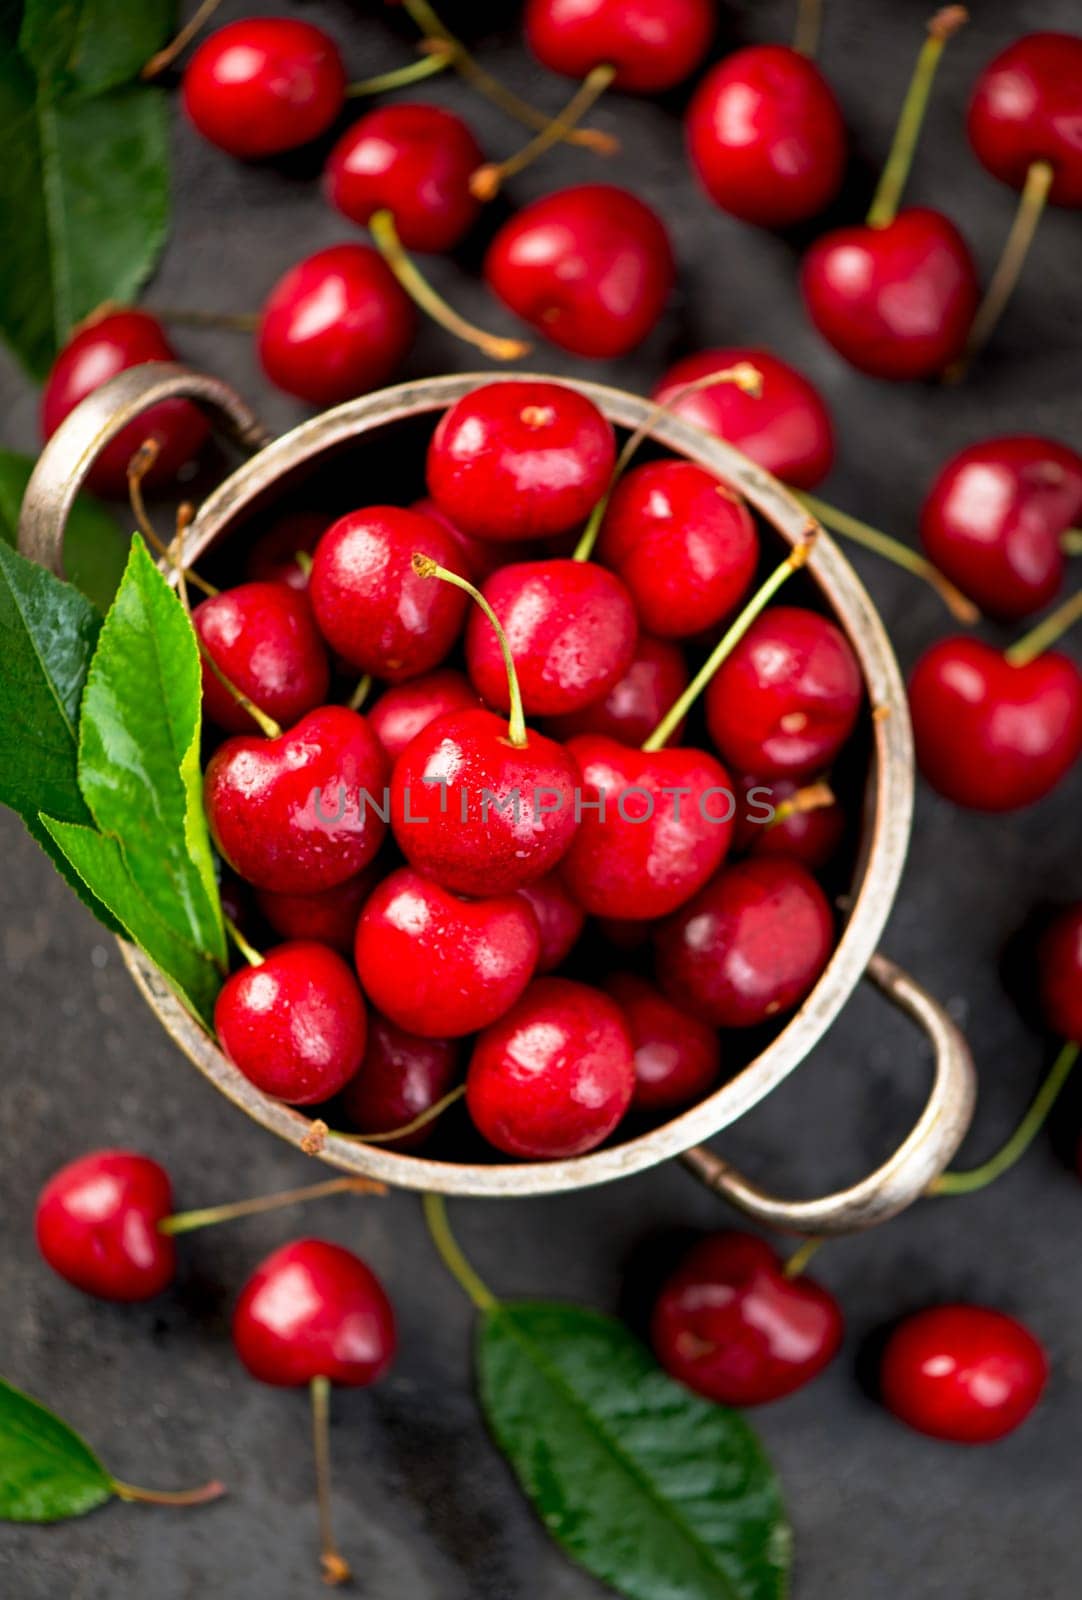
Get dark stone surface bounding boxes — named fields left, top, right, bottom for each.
left=1, top=2, right=1080, bottom=1596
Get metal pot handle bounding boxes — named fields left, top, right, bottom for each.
left=18, top=362, right=272, bottom=576
left=680, top=953, right=976, bottom=1235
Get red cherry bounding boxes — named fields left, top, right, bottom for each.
left=354, top=866, right=540, bottom=1038
left=545, top=634, right=689, bottom=747
left=35, top=1150, right=176, bottom=1302
left=559, top=738, right=735, bottom=919
left=604, top=972, right=720, bottom=1112
left=687, top=46, right=845, bottom=228
left=920, top=436, right=1082, bottom=621
left=652, top=346, right=835, bottom=490
left=254, top=869, right=375, bottom=957
left=1038, top=904, right=1082, bottom=1042
left=368, top=669, right=480, bottom=762
left=466, top=977, right=634, bottom=1158
left=967, top=33, right=1082, bottom=207
left=245, top=512, right=329, bottom=590
left=524, top=0, right=714, bottom=93
left=731, top=773, right=845, bottom=871
left=41, top=310, right=209, bottom=499
left=654, top=857, right=834, bottom=1027
left=705, top=606, right=862, bottom=779
left=257, top=244, right=414, bottom=406
left=205, top=705, right=389, bottom=892
left=309, top=505, right=468, bottom=682
left=485, top=184, right=675, bottom=358
left=325, top=103, right=484, bottom=252
left=341, top=1016, right=460, bottom=1150
left=517, top=874, right=586, bottom=973
left=909, top=637, right=1082, bottom=811
left=389, top=707, right=580, bottom=896
left=182, top=18, right=346, bottom=160
left=426, top=380, right=616, bottom=544
left=192, top=581, right=330, bottom=734
left=233, top=1239, right=395, bottom=1387
left=651, top=1232, right=843, bottom=1405
left=881, top=1305, right=1048, bottom=1443
left=597, top=460, right=759, bottom=638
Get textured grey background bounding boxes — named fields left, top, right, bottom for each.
left=2, top=2, right=1081, bottom=1596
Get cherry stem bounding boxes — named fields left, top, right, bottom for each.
left=345, top=50, right=452, bottom=98
left=295, top=549, right=314, bottom=577
left=130, top=467, right=219, bottom=603
left=1006, top=587, right=1082, bottom=666
left=347, top=674, right=372, bottom=712
left=141, top=0, right=224, bottom=79
left=309, top=1377, right=351, bottom=1587
left=792, top=0, right=823, bottom=57
left=572, top=364, right=763, bottom=564
left=866, top=6, right=968, bottom=229
left=111, top=1476, right=226, bottom=1508
left=766, top=779, right=836, bottom=831
left=224, top=914, right=264, bottom=968
left=795, top=491, right=980, bottom=623
left=412, top=554, right=528, bottom=746
left=469, top=64, right=617, bottom=201
left=931, top=1040, right=1079, bottom=1196
left=422, top=1192, right=498, bottom=1313
left=160, top=1176, right=385, bottom=1236
left=1062, top=529, right=1082, bottom=557
left=642, top=536, right=816, bottom=752
left=338, top=1083, right=467, bottom=1145
left=148, top=306, right=260, bottom=333
left=782, top=1236, right=824, bottom=1277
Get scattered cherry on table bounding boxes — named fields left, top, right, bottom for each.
left=880, top=1304, right=1048, bottom=1443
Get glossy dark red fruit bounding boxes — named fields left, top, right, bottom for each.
left=524, top=0, right=714, bottom=93
left=182, top=18, right=346, bottom=160
left=1038, top=903, right=1082, bottom=1042
left=605, top=973, right=720, bottom=1112
left=687, top=46, right=846, bottom=228
left=368, top=669, right=480, bottom=762
left=967, top=33, right=1082, bottom=207
left=35, top=1150, right=176, bottom=1302
left=426, top=381, right=616, bottom=544
left=652, top=1232, right=843, bottom=1405
left=233, top=1239, right=395, bottom=1387
left=545, top=634, right=689, bottom=747
left=517, top=874, right=586, bottom=973
left=205, top=705, right=389, bottom=893
left=325, top=103, right=484, bottom=252
left=257, top=245, right=414, bottom=406
left=192, top=581, right=330, bottom=733
left=255, top=869, right=375, bottom=957
left=41, top=310, right=209, bottom=499
left=909, top=638, right=1082, bottom=811
left=652, top=347, right=835, bottom=490
left=731, top=773, right=845, bottom=871
left=466, top=977, right=635, bottom=1158
left=245, top=512, right=329, bottom=590
left=341, top=1017, right=460, bottom=1150
left=920, top=436, right=1082, bottom=621
left=654, top=857, right=834, bottom=1027
left=881, top=1305, right=1048, bottom=1443
left=485, top=185, right=675, bottom=358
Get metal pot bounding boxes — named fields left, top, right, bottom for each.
left=20, top=365, right=976, bottom=1233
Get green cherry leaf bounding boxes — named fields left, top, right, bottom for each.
left=0, top=448, right=128, bottom=614
left=0, top=1378, right=114, bottom=1523
left=19, top=0, right=175, bottom=100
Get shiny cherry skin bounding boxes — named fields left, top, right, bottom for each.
left=909, top=638, right=1082, bottom=811
left=215, top=941, right=367, bottom=1105
left=309, top=505, right=468, bottom=682
left=967, top=33, right=1082, bottom=207
left=354, top=866, right=540, bottom=1038
left=801, top=209, right=980, bottom=380
left=706, top=606, right=862, bottom=779
left=258, top=244, right=414, bottom=406
left=651, top=1232, right=844, bottom=1405
left=233, top=1239, right=396, bottom=1388
left=920, top=436, right=1082, bottom=621
left=193, top=581, right=330, bottom=734
left=426, top=381, right=616, bottom=544
left=687, top=46, right=846, bottom=229
left=390, top=707, right=580, bottom=896
left=205, top=705, right=389, bottom=893
left=1038, top=903, right=1082, bottom=1042
left=545, top=634, right=689, bottom=747
left=732, top=773, right=846, bottom=871
left=41, top=310, right=209, bottom=499
left=652, top=347, right=835, bottom=490
left=655, top=857, right=834, bottom=1027
left=524, top=0, right=714, bottom=93
left=466, top=977, right=635, bottom=1159
left=182, top=18, right=346, bottom=160
left=254, top=868, right=376, bottom=957
left=35, top=1150, right=176, bottom=1302
left=881, top=1305, right=1048, bottom=1443
left=604, top=973, right=720, bottom=1112
left=368, top=669, right=480, bottom=762
left=341, top=1016, right=460, bottom=1150
left=325, top=103, right=484, bottom=252
left=560, top=738, right=735, bottom=920
left=485, top=185, right=675, bottom=359
left=517, top=874, right=586, bottom=973
left=597, top=461, right=759, bottom=638
left=466, top=560, right=638, bottom=718
left=245, top=512, right=329, bottom=591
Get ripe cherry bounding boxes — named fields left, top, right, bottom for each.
left=255, top=869, right=375, bottom=957
left=466, top=977, right=635, bottom=1158
left=354, top=866, right=540, bottom=1038
left=524, top=0, right=714, bottom=94
left=732, top=773, right=845, bottom=871
left=485, top=184, right=675, bottom=358
left=651, top=1232, right=844, bottom=1405
left=41, top=309, right=209, bottom=499
left=880, top=1305, right=1048, bottom=1443
left=545, top=634, right=689, bottom=747
left=1038, top=904, right=1082, bottom=1043
left=687, top=46, right=846, bottom=228
left=192, top=581, right=330, bottom=734
left=245, top=512, right=329, bottom=591
left=35, top=1150, right=176, bottom=1301
left=368, top=669, right=480, bottom=762
left=517, top=874, right=586, bottom=973
left=341, top=1017, right=460, bottom=1150
left=655, top=857, right=834, bottom=1028
left=182, top=18, right=346, bottom=160
left=604, top=973, right=720, bottom=1112
left=257, top=244, right=414, bottom=406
